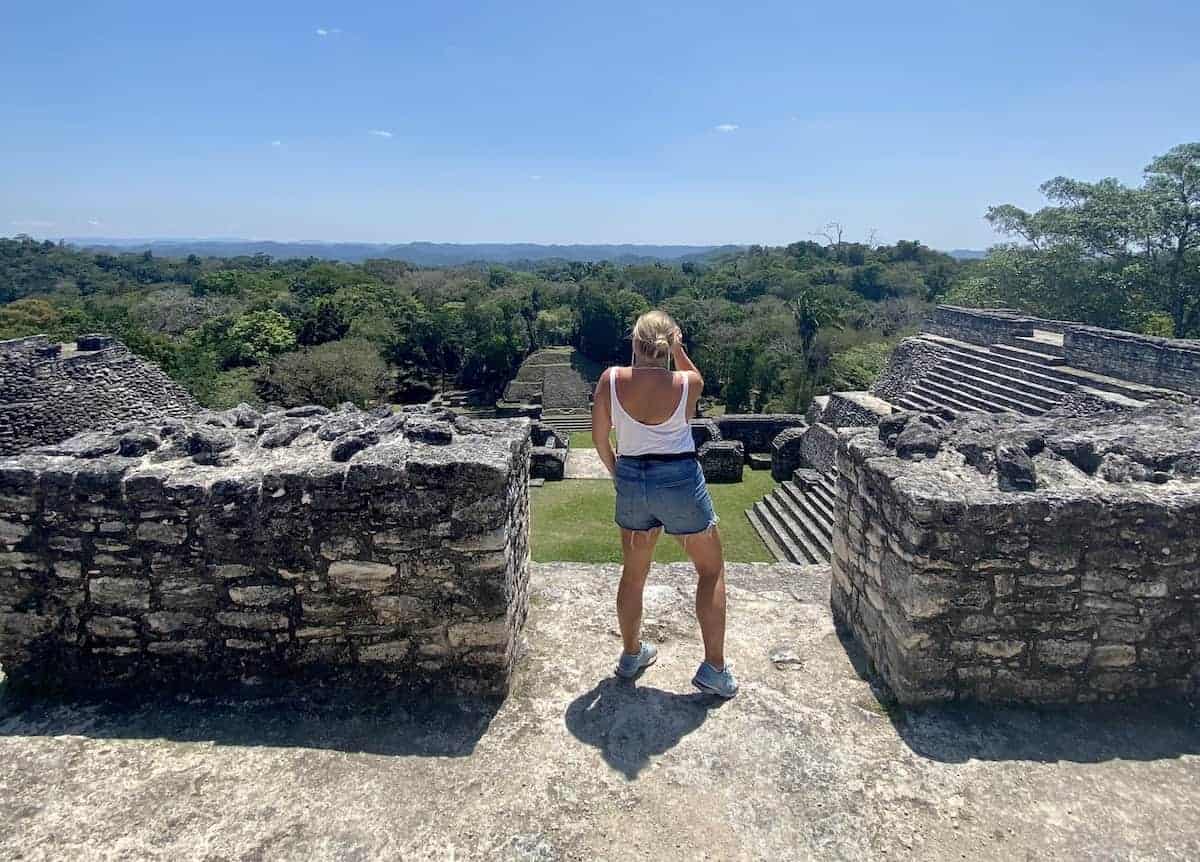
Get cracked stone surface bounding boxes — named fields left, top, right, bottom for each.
left=1, top=561, right=1198, bottom=860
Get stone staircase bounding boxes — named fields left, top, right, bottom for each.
left=897, top=332, right=1160, bottom=416
left=539, top=411, right=593, bottom=434
left=746, top=469, right=836, bottom=564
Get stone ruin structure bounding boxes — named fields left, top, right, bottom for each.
left=831, top=403, right=1200, bottom=705
left=749, top=306, right=1199, bottom=567
left=0, top=334, right=197, bottom=455
left=497, top=346, right=601, bottom=434
left=740, top=304, right=1200, bottom=705
left=529, top=420, right=569, bottom=481
left=2, top=314, right=1194, bottom=710
left=0, top=403, right=531, bottom=697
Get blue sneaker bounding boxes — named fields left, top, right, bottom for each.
left=692, top=661, right=738, bottom=698
left=615, top=642, right=658, bottom=679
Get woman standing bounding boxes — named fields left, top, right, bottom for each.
left=590, top=310, right=737, bottom=698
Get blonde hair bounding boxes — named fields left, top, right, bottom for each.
left=631, top=309, right=678, bottom=363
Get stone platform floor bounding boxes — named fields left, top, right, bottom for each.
left=2, top=562, right=1199, bottom=860
left=563, top=447, right=610, bottom=479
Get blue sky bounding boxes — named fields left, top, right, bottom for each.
left=3, top=0, right=1198, bottom=249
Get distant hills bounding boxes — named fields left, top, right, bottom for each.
left=63, top=239, right=745, bottom=266
left=57, top=238, right=991, bottom=266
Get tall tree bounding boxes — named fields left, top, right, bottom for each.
left=981, top=142, right=1200, bottom=335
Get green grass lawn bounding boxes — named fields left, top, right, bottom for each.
left=530, top=469, right=776, bottom=563
left=568, top=430, right=607, bottom=449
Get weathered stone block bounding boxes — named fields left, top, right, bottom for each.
left=228, top=585, right=294, bottom=607
left=145, top=611, right=203, bottom=635
left=328, top=561, right=396, bottom=594
left=216, top=611, right=290, bottom=632
left=90, top=577, right=151, bottom=612
left=530, top=447, right=566, bottom=481
left=698, top=441, right=744, bottom=483
left=832, top=403, right=1200, bottom=705
left=0, top=408, right=533, bottom=698
left=770, top=426, right=807, bottom=482
left=359, top=640, right=411, bottom=662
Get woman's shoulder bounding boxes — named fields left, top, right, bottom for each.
left=678, top=369, right=703, bottom=388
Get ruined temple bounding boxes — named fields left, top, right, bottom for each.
left=1, top=310, right=1198, bottom=712
left=749, top=306, right=1199, bottom=566
left=745, top=305, right=1200, bottom=705
left=0, top=334, right=197, bottom=455
left=496, top=346, right=602, bottom=433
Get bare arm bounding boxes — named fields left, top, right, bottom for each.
left=591, top=368, right=617, bottom=477
left=670, top=330, right=704, bottom=419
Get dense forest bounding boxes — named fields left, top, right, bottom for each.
left=0, top=235, right=957, bottom=412
left=2, top=143, right=1195, bottom=412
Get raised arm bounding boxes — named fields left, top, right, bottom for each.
left=670, top=328, right=704, bottom=419
left=591, top=368, right=617, bottom=477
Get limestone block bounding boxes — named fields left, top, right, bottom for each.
left=698, top=441, right=744, bottom=483
left=328, top=561, right=396, bottom=594
left=90, top=577, right=150, bottom=612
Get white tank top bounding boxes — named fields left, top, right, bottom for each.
left=609, top=368, right=695, bottom=457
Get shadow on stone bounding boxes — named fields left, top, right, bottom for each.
left=836, top=630, right=1200, bottom=765
left=564, top=676, right=725, bottom=780
left=0, top=679, right=500, bottom=758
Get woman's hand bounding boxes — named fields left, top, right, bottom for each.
left=670, top=325, right=683, bottom=350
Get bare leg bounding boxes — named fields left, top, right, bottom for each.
left=678, top=527, right=727, bottom=669
left=617, top=527, right=661, bottom=655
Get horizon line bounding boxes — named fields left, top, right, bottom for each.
left=12, top=235, right=992, bottom=251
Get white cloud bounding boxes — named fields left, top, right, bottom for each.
left=87, top=218, right=102, bottom=226
left=270, top=140, right=283, bottom=147
left=529, top=174, right=543, bottom=181
left=368, top=129, right=393, bottom=138
left=714, top=123, right=739, bottom=133
left=10, top=219, right=55, bottom=228
left=315, top=27, right=342, bottom=36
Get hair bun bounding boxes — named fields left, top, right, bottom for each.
left=631, top=308, right=680, bottom=362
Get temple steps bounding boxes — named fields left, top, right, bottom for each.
left=919, top=335, right=1078, bottom=392
left=992, top=341, right=1067, bottom=366
left=901, top=333, right=1165, bottom=418
left=540, top=415, right=593, bottom=433
left=912, top=374, right=1036, bottom=417
left=746, top=471, right=837, bottom=565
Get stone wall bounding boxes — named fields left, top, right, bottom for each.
left=713, top=414, right=806, bottom=456
left=770, top=427, right=807, bottom=481
left=830, top=403, right=1200, bottom=705
left=871, top=337, right=951, bottom=404
left=924, top=306, right=1200, bottom=396
left=0, top=405, right=531, bottom=697
left=799, top=423, right=841, bottom=476
left=0, top=335, right=197, bottom=455
left=821, top=392, right=893, bottom=429
left=1065, top=327, right=1200, bottom=396
left=698, top=441, right=744, bottom=483
left=923, top=306, right=1037, bottom=347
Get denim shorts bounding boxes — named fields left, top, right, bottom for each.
left=613, top=456, right=718, bottom=535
